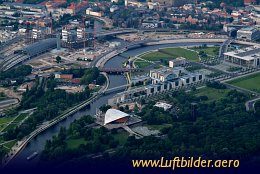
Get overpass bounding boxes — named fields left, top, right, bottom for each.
left=219, top=38, right=234, bottom=60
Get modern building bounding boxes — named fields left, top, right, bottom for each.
left=150, top=67, right=184, bottom=84
left=108, top=68, right=205, bottom=105
left=224, top=46, right=260, bottom=68
left=237, top=27, right=260, bottom=41
left=169, top=57, right=186, bottom=68
left=104, top=109, right=130, bottom=125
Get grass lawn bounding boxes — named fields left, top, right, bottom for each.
left=1, top=113, right=28, bottom=132
left=147, top=124, right=172, bottom=131
left=191, top=46, right=219, bottom=56
left=135, top=61, right=153, bottom=68
left=67, top=138, right=87, bottom=149
left=226, top=73, right=260, bottom=93
left=113, top=132, right=129, bottom=145
left=141, top=51, right=172, bottom=61
left=159, top=48, right=199, bottom=61
left=0, top=117, right=15, bottom=125
left=13, top=113, right=28, bottom=122
left=3, top=140, right=17, bottom=149
left=194, top=87, right=230, bottom=102
left=140, top=47, right=200, bottom=62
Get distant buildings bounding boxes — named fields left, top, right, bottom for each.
left=224, top=46, right=260, bottom=68
left=237, top=27, right=260, bottom=41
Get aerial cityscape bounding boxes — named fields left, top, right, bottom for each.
left=0, top=0, right=259, bottom=173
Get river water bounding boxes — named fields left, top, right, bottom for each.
left=5, top=42, right=221, bottom=170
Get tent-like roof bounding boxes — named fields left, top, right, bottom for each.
left=104, top=109, right=129, bottom=125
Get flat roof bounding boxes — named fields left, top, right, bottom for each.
left=224, top=46, right=260, bottom=61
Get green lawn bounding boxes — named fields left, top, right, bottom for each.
left=13, top=113, right=28, bottom=122
left=134, top=61, right=153, bottom=68
left=226, top=73, right=260, bottom=93
left=0, top=117, right=14, bottom=125
left=141, top=47, right=199, bottom=62
left=67, top=138, right=87, bottom=149
left=195, top=87, right=230, bottom=102
left=141, top=51, right=172, bottom=61
left=191, top=46, right=219, bottom=56
left=1, top=113, right=28, bottom=132
left=160, top=48, right=199, bottom=61
left=3, top=140, right=17, bottom=149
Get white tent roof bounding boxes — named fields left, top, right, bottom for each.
left=104, top=109, right=129, bottom=125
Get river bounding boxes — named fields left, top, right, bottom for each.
left=5, top=42, right=221, bottom=170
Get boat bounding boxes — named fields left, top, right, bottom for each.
left=26, top=152, right=38, bottom=160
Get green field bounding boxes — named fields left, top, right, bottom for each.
left=191, top=46, right=219, bottom=56
left=195, top=87, right=230, bottom=102
left=141, top=47, right=199, bottom=62
left=67, top=138, right=87, bottom=149
left=134, top=61, right=153, bottom=68
left=227, top=73, right=260, bottom=93
left=2, top=140, right=17, bottom=149
left=1, top=113, right=28, bottom=132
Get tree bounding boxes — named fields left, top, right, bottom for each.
left=56, top=56, right=61, bottom=63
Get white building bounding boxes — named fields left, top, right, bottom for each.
left=224, top=46, right=260, bottom=67
left=169, top=57, right=186, bottom=68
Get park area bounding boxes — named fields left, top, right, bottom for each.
left=0, top=113, right=29, bottom=152
left=194, top=87, right=230, bottom=102
left=226, top=73, right=260, bottom=93
left=190, top=46, right=219, bottom=57
left=140, top=47, right=199, bottom=62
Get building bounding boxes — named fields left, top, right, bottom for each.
left=55, top=74, right=73, bottom=79
left=237, top=27, right=260, bottom=41
left=150, top=67, right=184, bottom=84
left=169, top=57, right=186, bottom=68
left=244, top=0, right=257, bottom=5
left=104, top=109, right=130, bottom=125
left=224, top=46, right=260, bottom=68
left=154, top=102, right=172, bottom=111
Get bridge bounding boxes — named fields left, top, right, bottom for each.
left=219, top=38, right=234, bottom=60
left=99, top=67, right=141, bottom=74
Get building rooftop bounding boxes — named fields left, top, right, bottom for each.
left=224, top=46, right=260, bottom=61
left=104, top=109, right=129, bottom=125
